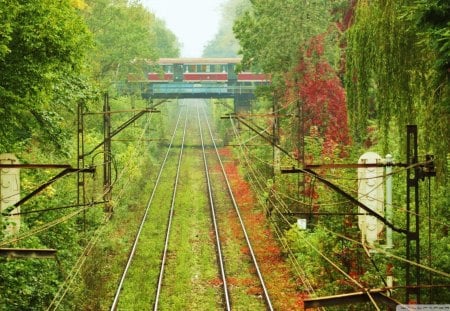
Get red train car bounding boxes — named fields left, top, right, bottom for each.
left=147, top=73, right=173, bottom=82
left=144, top=58, right=269, bottom=83
left=183, top=72, right=228, bottom=82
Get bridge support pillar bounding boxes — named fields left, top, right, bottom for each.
left=234, top=94, right=253, bottom=113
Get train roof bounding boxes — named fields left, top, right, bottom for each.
left=156, top=58, right=242, bottom=65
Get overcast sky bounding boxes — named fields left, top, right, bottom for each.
left=141, top=0, right=226, bottom=57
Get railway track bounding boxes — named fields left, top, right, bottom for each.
left=110, top=107, right=186, bottom=310
left=197, top=104, right=231, bottom=310
left=198, top=103, right=273, bottom=311
left=110, top=100, right=273, bottom=310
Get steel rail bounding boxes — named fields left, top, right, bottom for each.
left=153, top=108, right=188, bottom=310
left=110, top=109, right=184, bottom=311
left=196, top=104, right=231, bottom=310
left=201, top=105, right=274, bottom=311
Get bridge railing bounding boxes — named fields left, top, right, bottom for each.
left=149, top=83, right=260, bottom=95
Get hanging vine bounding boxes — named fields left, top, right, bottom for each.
left=346, top=0, right=449, bottom=177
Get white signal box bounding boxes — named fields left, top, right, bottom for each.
left=358, top=152, right=384, bottom=246
left=0, top=153, right=21, bottom=236
left=297, top=218, right=307, bottom=230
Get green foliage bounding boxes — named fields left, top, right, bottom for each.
left=285, top=226, right=349, bottom=293
left=233, top=0, right=342, bottom=74
left=0, top=0, right=18, bottom=60
left=203, top=0, right=250, bottom=57
left=0, top=0, right=92, bottom=153
left=152, top=18, right=180, bottom=58
left=404, top=0, right=450, bottom=80
left=0, top=0, right=181, bottom=307
left=0, top=236, right=61, bottom=310
left=345, top=0, right=449, bottom=176
left=84, top=0, right=180, bottom=89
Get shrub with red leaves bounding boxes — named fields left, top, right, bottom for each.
left=219, top=147, right=308, bottom=309
left=285, top=34, right=351, bottom=158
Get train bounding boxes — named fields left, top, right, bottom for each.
left=125, top=58, right=269, bottom=99
left=145, top=58, right=269, bottom=84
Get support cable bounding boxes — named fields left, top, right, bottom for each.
left=229, top=115, right=382, bottom=309
left=0, top=207, right=90, bottom=247
left=46, top=211, right=111, bottom=310
left=46, top=108, right=155, bottom=309
left=321, top=227, right=450, bottom=279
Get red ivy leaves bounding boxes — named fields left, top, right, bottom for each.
left=286, top=34, right=351, bottom=158
left=219, top=148, right=307, bottom=309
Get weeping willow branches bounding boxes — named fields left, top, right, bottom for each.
left=346, top=0, right=449, bottom=177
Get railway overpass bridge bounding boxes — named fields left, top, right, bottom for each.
left=126, top=58, right=270, bottom=111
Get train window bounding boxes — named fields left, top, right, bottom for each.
left=163, top=65, right=172, bottom=73
left=184, top=65, right=189, bottom=73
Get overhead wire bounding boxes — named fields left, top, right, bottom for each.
left=228, top=115, right=353, bottom=208
left=48, top=106, right=161, bottom=309
left=225, top=100, right=405, bottom=306
left=230, top=109, right=435, bottom=212
left=228, top=117, right=389, bottom=309
left=0, top=206, right=90, bottom=247
left=309, top=160, right=432, bottom=181
left=231, top=117, right=341, bottom=220
left=228, top=103, right=446, bottom=306
left=109, top=112, right=154, bottom=202
left=0, top=112, right=144, bottom=219
left=321, top=226, right=450, bottom=280
left=46, top=211, right=112, bottom=311
left=230, top=117, right=337, bottom=305
left=6, top=201, right=105, bottom=216
left=262, top=142, right=448, bottom=228
left=1, top=100, right=168, bottom=311
left=332, top=176, right=449, bottom=227
left=230, top=118, right=297, bottom=220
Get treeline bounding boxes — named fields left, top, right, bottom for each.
left=233, top=0, right=449, bottom=164
left=203, top=0, right=250, bottom=58
left=0, top=0, right=179, bottom=154
left=216, top=0, right=448, bottom=306
left=0, top=0, right=179, bottom=309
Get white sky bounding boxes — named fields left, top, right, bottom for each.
left=141, top=0, right=226, bottom=57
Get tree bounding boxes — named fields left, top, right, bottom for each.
left=287, top=35, right=350, bottom=158
left=0, top=0, right=18, bottom=61
left=203, top=0, right=250, bottom=57
left=0, top=0, right=91, bottom=153
left=346, top=0, right=449, bottom=175
left=152, top=18, right=180, bottom=58
left=84, top=0, right=179, bottom=88
left=233, top=0, right=339, bottom=74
